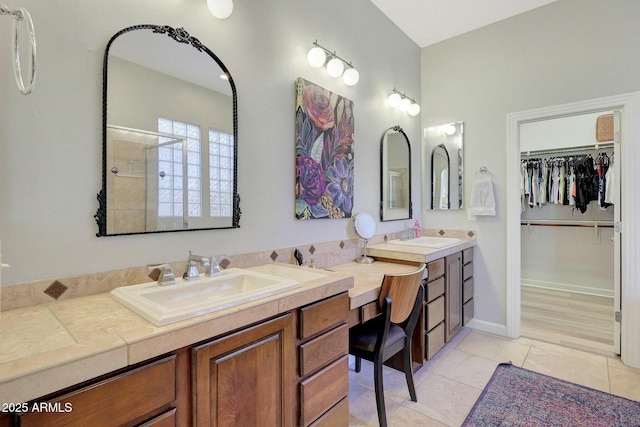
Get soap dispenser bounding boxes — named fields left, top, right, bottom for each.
left=414, top=219, right=421, bottom=238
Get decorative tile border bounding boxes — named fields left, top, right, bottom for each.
left=1, top=229, right=475, bottom=311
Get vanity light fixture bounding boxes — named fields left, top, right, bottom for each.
left=307, top=40, right=359, bottom=86
left=207, top=0, right=233, bottom=19
left=387, top=89, right=420, bottom=117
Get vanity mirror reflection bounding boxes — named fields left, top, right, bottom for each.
left=95, top=25, right=240, bottom=236
left=380, top=126, right=412, bottom=221
left=424, top=122, right=464, bottom=210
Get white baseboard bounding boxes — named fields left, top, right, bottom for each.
left=521, top=279, right=614, bottom=298
left=465, top=318, right=507, bottom=337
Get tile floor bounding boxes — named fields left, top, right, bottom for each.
left=348, top=328, right=640, bottom=426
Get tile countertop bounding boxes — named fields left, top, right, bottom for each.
left=330, top=238, right=477, bottom=310
left=367, top=237, right=476, bottom=264
left=328, top=261, right=423, bottom=310
left=0, top=263, right=353, bottom=404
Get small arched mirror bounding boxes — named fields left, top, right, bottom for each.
left=380, top=126, right=412, bottom=221
left=95, top=25, right=240, bottom=236
left=431, top=145, right=450, bottom=209
left=424, top=122, right=464, bottom=210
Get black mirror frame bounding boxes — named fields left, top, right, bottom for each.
left=379, top=125, right=412, bottom=221
left=95, top=25, right=241, bottom=237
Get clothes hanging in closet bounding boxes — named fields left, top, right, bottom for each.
left=520, top=153, right=613, bottom=214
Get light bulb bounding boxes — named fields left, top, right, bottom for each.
left=408, top=103, right=421, bottom=116
left=444, top=124, right=457, bottom=135
left=387, top=93, right=401, bottom=107
left=207, top=0, right=233, bottom=19
left=326, top=57, right=344, bottom=77
left=307, top=47, right=326, bottom=68
left=399, top=98, right=411, bottom=112
left=342, top=67, right=359, bottom=86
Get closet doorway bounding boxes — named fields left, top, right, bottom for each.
left=519, top=111, right=618, bottom=356
left=506, top=92, right=640, bottom=369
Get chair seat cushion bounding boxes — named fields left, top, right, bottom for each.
left=349, top=316, right=406, bottom=353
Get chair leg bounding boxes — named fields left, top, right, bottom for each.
left=403, top=345, right=417, bottom=402
left=355, top=356, right=361, bottom=373
left=373, top=358, right=387, bottom=427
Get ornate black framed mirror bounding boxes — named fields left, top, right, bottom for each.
left=95, top=25, right=240, bottom=236
left=380, top=125, right=412, bottom=221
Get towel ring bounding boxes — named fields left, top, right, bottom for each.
left=2, top=4, right=36, bottom=95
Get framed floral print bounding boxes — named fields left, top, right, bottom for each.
left=295, top=78, right=354, bottom=219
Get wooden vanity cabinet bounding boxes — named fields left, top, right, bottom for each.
left=424, top=258, right=446, bottom=359
left=3, top=292, right=350, bottom=427
left=16, top=350, right=189, bottom=427
left=462, top=247, right=475, bottom=325
left=445, top=253, right=462, bottom=341
left=296, top=293, right=349, bottom=427
left=192, top=313, right=294, bottom=427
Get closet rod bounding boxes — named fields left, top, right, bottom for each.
left=521, top=220, right=613, bottom=228
left=521, top=143, right=614, bottom=157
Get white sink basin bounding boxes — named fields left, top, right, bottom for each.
left=110, top=268, right=301, bottom=326
left=388, top=236, right=462, bottom=249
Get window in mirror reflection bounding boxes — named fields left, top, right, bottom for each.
left=156, top=117, right=234, bottom=225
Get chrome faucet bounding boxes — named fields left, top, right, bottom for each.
left=183, top=251, right=223, bottom=281
left=148, top=263, right=176, bottom=286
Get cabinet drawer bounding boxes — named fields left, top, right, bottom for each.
left=427, top=258, right=445, bottom=279
left=426, top=322, right=445, bottom=359
left=463, top=261, right=473, bottom=282
left=463, top=247, right=474, bottom=264
left=299, top=324, right=348, bottom=376
left=309, top=397, right=348, bottom=427
left=426, top=276, right=445, bottom=302
left=426, top=295, right=445, bottom=331
left=463, top=277, right=474, bottom=303
left=19, top=355, right=176, bottom=427
left=348, top=307, right=360, bottom=327
left=140, top=408, right=176, bottom=427
left=361, top=300, right=381, bottom=323
left=300, top=356, right=349, bottom=426
left=463, top=299, right=474, bottom=325
left=300, top=293, right=348, bottom=339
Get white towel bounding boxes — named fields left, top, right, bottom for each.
left=470, top=174, right=496, bottom=216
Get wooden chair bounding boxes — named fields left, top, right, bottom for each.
left=349, top=264, right=426, bottom=427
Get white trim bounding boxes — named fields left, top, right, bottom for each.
left=464, top=318, right=507, bottom=337
left=506, top=92, right=640, bottom=369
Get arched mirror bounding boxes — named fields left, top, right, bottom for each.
left=95, top=25, right=240, bottom=236
left=380, top=126, right=412, bottom=221
left=431, top=145, right=450, bottom=209
left=424, top=122, right=464, bottom=210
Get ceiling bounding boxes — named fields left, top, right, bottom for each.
left=370, top=0, right=558, bottom=48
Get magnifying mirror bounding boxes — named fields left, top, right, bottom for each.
left=353, top=212, right=376, bottom=264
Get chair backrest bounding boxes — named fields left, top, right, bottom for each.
left=378, top=264, right=426, bottom=324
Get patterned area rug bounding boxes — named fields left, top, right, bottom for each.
left=463, top=363, right=640, bottom=426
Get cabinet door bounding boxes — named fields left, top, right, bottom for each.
left=192, top=314, right=294, bottom=427
left=445, top=253, right=462, bottom=341
left=18, top=355, right=177, bottom=427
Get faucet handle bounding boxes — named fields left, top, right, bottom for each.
left=148, top=263, right=176, bottom=286
left=206, top=255, right=223, bottom=277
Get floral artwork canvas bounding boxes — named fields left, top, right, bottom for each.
left=295, top=78, right=354, bottom=219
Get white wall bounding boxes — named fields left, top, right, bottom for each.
left=0, top=0, right=421, bottom=285
left=520, top=111, right=614, bottom=152
left=421, top=0, right=640, bottom=327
